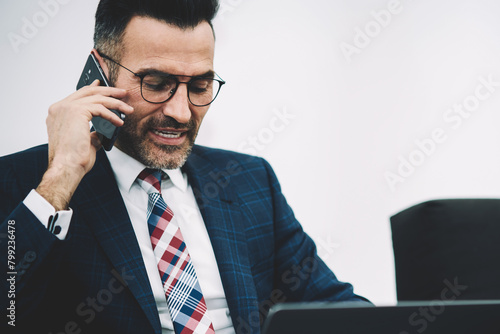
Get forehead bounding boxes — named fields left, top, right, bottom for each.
left=120, top=16, right=215, bottom=76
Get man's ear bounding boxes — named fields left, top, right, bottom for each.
left=91, top=48, right=111, bottom=80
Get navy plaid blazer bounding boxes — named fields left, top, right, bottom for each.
left=1, top=144, right=367, bottom=333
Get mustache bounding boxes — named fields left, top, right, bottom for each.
left=144, top=116, right=195, bottom=131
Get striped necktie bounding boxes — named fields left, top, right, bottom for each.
left=137, top=168, right=215, bottom=334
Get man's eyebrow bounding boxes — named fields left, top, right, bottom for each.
left=197, top=70, right=215, bottom=78
left=134, top=68, right=170, bottom=76
left=135, top=68, right=215, bottom=78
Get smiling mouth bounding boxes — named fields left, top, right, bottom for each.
left=151, top=129, right=186, bottom=138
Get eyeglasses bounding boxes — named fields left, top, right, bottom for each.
left=99, top=52, right=225, bottom=107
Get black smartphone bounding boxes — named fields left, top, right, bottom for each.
left=76, top=54, right=124, bottom=151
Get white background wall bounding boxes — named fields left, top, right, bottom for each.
left=2, top=0, right=500, bottom=305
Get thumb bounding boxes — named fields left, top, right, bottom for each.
left=90, top=131, right=103, bottom=151
left=90, top=79, right=101, bottom=87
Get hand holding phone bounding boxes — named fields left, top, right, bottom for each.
left=37, top=56, right=132, bottom=211
left=76, top=54, right=125, bottom=151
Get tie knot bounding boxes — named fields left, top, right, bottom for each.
left=137, top=168, right=164, bottom=194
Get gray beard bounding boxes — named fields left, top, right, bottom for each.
left=115, top=115, right=197, bottom=169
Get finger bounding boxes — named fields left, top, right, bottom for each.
left=86, top=95, right=134, bottom=115
left=75, top=84, right=128, bottom=100
left=90, top=104, right=126, bottom=127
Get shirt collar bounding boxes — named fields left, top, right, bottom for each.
left=106, top=147, right=188, bottom=193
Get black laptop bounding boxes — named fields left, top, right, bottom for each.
left=261, top=300, right=500, bottom=334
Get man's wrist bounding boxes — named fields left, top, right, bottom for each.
left=36, top=164, right=85, bottom=211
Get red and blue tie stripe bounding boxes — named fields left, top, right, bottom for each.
left=137, top=168, right=215, bottom=334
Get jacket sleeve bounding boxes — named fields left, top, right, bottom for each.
left=0, top=148, right=66, bottom=325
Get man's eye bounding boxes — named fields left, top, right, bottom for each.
left=190, top=79, right=212, bottom=93
left=143, top=75, right=175, bottom=91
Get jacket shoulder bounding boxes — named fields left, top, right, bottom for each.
left=1, top=144, right=49, bottom=166
left=0, top=144, right=49, bottom=192
left=190, top=144, right=269, bottom=170
left=186, top=145, right=280, bottom=197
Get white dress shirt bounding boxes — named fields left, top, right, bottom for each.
left=23, top=147, right=235, bottom=334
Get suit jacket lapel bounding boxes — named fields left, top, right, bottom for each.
left=71, top=149, right=162, bottom=334
left=183, top=147, right=259, bottom=331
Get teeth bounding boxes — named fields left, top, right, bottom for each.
left=153, top=130, right=182, bottom=138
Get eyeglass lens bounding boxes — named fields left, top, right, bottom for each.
left=141, top=74, right=221, bottom=106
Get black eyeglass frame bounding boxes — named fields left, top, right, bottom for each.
left=98, top=52, right=225, bottom=107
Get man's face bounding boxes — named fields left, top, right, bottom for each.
left=111, top=16, right=215, bottom=169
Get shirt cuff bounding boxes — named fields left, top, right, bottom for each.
left=23, top=189, right=72, bottom=240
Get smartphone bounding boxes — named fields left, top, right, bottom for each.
left=76, top=54, right=124, bottom=151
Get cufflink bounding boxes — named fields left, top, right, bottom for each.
left=47, top=213, right=61, bottom=235
left=53, top=226, right=62, bottom=235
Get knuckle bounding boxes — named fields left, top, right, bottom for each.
left=47, top=103, right=59, bottom=117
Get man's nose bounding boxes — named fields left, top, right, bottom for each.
left=159, top=83, right=191, bottom=124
